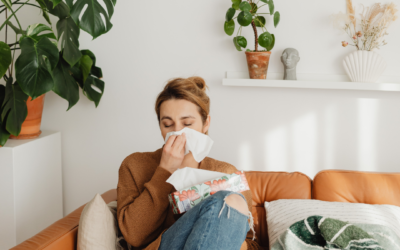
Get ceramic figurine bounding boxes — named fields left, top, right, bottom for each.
left=281, top=48, right=300, bottom=80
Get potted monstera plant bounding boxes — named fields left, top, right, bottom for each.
left=0, top=0, right=117, bottom=146
left=224, top=0, right=280, bottom=79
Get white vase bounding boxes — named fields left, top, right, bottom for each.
left=343, top=50, right=387, bottom=83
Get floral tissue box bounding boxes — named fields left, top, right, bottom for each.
left=168, top=171, right=250, bottom=214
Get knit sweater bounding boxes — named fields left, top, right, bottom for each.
left=117, top=148, right=263, bottom=250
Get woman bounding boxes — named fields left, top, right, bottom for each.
left=117, top=77, right=262, bottom=250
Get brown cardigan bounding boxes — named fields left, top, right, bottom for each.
left=117, top=148, right=263, bottom=250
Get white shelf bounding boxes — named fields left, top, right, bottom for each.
left=223, top=72, right=400, bottom=92
left=0, top=131, right=63, bottom=249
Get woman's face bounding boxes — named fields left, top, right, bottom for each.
left=159, top=99, right=210, bottom=140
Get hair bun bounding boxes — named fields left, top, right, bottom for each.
left=188, top=76, right=207, bottom=91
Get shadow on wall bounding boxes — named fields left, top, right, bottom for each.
left=237, top=97, right=382, bottom=179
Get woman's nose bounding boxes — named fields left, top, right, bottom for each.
left=175, top=125, right=184, bottom=132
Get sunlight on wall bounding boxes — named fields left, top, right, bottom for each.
left=291, top=112, right=318, bottom=177
left=323, top=105, right=336, bottom=170
left=238, top=142, right=252, bottom=171
left=358, top=98, right=379, bottom=171
left=265, top=127, right=288, bottom=171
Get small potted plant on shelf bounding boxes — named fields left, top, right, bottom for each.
left=332, top=0, right=397, bottom=83
left=224, top=0, right=280, bottom=79
left=0, top=0, right=117, bottom=146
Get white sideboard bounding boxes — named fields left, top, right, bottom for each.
left=0, top=131, right=63, bottom=249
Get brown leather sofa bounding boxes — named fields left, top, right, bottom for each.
left=11, top=170, right=400, bottom=250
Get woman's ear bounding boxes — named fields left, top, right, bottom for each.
left=203, top=115, right=211, bottom=134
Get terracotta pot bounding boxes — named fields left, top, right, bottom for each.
left=9, top=94, right=45, bottom=139
left=245, top=51, right=271, bottom=79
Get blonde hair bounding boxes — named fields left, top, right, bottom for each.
left=155, top=76, right=210, bottom=126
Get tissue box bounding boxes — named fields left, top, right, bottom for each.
left=168, top=171, right=250, bottom=214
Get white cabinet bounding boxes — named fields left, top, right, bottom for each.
left=0, top=131, right=63, bottom=249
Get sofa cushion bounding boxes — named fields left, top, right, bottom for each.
left=77, top=194, right=117, bottom=250
left=313, top=170, right=400, bottom=206
left=246, top=171, right=312, bottom=247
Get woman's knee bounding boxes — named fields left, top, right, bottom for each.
left=224, top=194, right=249, bottom=216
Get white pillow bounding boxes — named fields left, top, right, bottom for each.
left=265, top=199, right=400, bottom=249
left=77, top=194, right=117, bottom=250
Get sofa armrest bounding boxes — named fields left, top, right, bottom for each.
left=10, top=189, right=117, bottom=250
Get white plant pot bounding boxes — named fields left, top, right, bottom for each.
left=343, top=50, right=387, bottom=83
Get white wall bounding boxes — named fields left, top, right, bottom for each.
left=2, top=0, right=400, bottom=215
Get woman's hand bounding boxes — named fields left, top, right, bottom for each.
left=160, top=133, right=186, bottom=174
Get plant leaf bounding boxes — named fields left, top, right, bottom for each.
left=80, top=55, right=93, bottom=84
left=44, top=0, right=70, bottom=19
left=1, top=0, right=12, bottom=9
left=52, top=54, right=79, bottom=110
left=0, top=41, right=12, bottom=79
left=81, top=50, right=96, bottom=65
left=49, top=0, right=62, bottom=7
left=83, top=76, right=104, bottom=107
left=225, top=7, right=235, bottom=22
left=91, top=66, right=103, bottom=78
left=0, top=84, right=10, bottom=146
left=231, top=0, right=242, bottom=10
left=65, top=0, right=73, bottom=8
left=234, top=36, right=247, bottom=51
left=266, top=34, right=275, bottom=51
left=258, top=31, right=273, bottom=48
left=233, top=37, right=242, bottom=51
left=224, top=19, right=235, bottom=36
left=268, top=0, right=274, bottom=14
left=237, top=11, right=252, bottom=26
left=274, top=11, right=280, bottom=27
left=70, top=0, right=116, bottom=39
left=81, top=50, right=103, bottom=78
left=239, top=1, right=251, bottom=12
left=26, top=23, right=57, bottom=42
left=254, top=16, right=266, bottom=27
left=1, top=78, right=28, bottom=136
left=250, top=3, right=258, bottom=13
left=57, top=16, right=81, bottom=66
left=259, top=0, right=268, bottom=3
left=35, top=0, right=52, bottom=25
left=15, top=37, right=59, bottom=99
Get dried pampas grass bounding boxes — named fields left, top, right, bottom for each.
left=346, top=0, right=357, bottom=28
left=333, top=1, right=398, bottom=51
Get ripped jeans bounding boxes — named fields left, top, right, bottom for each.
left=159, top=190, right=255, bottom=250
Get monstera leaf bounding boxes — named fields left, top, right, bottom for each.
left=26, top=23, right=57, bottom=42
left=80, top=55, right=93, bottom=84
left=57, top=16, right=81, bottom=66
left=83, top=75, right=104, bottom=107
left=15, top=37, right=59, bottom=99
left=70, top=0, right=117, bottom=39
left=68, top=50, right=105, bottom=107
left=0, top=41, right=12, bottom=78
left=1, top=78, right=28, bottom=136
left=52, top=54, right=79, bottom=110
left=0, top=84, right=10, bottom=146
left=79, top=51, right=104, bottom=107
left=81, top=50, right=103, bottom=78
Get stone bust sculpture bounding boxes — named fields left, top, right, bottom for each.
left=281, top=48, right=300, bottom=80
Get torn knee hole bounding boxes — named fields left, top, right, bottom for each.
left=224, top=194, right=249, bottom=216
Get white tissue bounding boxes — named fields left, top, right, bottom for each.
left=166, top=167, right=226, bottom=190
left=164, top=127, right=214, bottom=162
